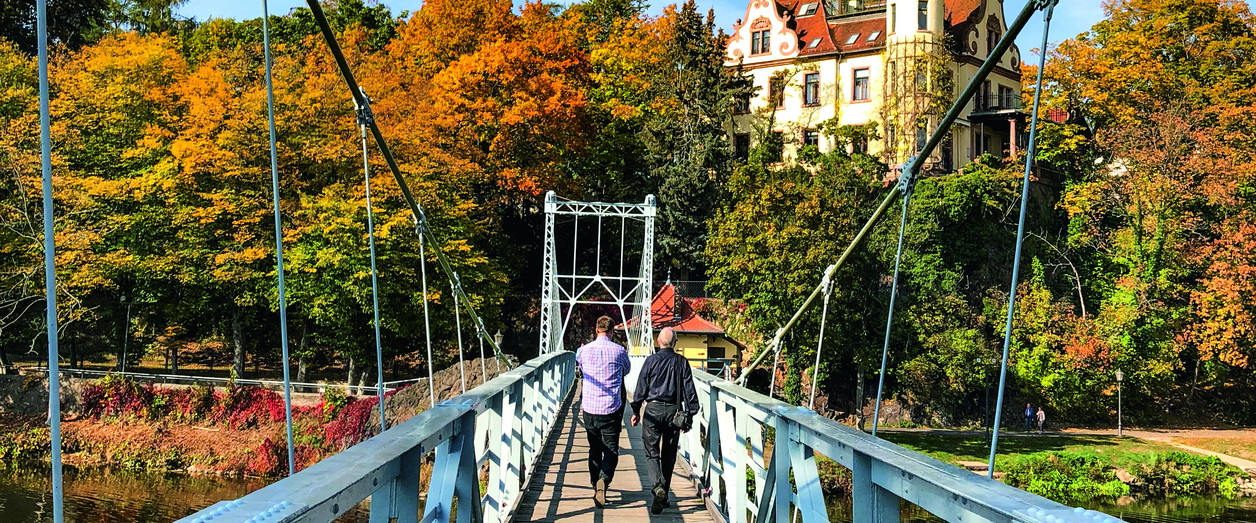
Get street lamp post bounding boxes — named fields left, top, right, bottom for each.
left=1115, top=368, right=1124, bottom=437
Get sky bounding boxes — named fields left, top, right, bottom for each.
left=178, top=0, right=1107, bottom=63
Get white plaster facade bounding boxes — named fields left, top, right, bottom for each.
left=726, top=0, right=1027, bottom=170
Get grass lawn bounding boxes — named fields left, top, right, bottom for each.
left=879, top=431, right=1184, bottom=470
left=1173, top=437, right=1256, bottom=462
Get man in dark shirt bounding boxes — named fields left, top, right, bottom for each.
left=630, top=327, right=699, bottom=514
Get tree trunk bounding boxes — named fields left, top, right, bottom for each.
left=232, top=307, right=245, bottom=379
left=170, top=342, right=179, bottom=374
left=347, top=356, right=357, bottom=391
left=296, top=320, right=309, bottom=383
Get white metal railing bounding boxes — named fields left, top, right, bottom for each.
left=178, top=351, right=575, bottom=523
left=29, top=367, right=397, bottom=395
left=677, top=370, right=1126, bottom=523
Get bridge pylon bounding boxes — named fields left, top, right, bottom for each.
left=538, top=192, right=657, bottom=359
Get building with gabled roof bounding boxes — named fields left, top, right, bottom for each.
left=726, top=0, right=1027, bottom=171
left=617, top=282, right=744, bottom=376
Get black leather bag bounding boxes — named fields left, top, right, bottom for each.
left=669, top=354, right=693, bottom=431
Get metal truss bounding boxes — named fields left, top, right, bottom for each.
left=538, top=191, right=656, bottom=355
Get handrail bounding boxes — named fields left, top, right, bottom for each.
left=176, top=350, right=576, bottom=523
left=25, top=368, right=397, bottom=395
left=677, top=370, right=1126, bottom=523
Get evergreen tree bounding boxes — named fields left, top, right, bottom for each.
left=645, top=0, right=752, bottom=277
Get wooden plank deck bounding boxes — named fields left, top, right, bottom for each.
left=513, top=393, right=714, bottom=523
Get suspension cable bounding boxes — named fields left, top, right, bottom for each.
left=419, top=234, right=437, bottom=407
left=303, top=0, right=510, bottom=369
left=36, top=0, right=64, bottom=520
left=358, top=107, right=388, bottom=431
left=988, top=0, right=1056, bottom=478
left=261, top=0, right=296, bottom=474
left=808, top=267, right=835, bottom=410
left=871, top=170, right=915, bottom=437
left=453, top=278, right=466, bottom=394
left=477, top=320, right=488, bottom=382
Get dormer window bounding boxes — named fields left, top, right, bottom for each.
left=867, top=30, right=881, bottom=42
left=752, top=29, right=771, bottom=55
left=798, top=2, right=819, bottom=16
left=845, top=33, right=860, bottom=45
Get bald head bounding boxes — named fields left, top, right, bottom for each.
left=656, top=327, right=677, bottom=350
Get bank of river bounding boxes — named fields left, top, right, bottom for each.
left=823, top=494, right=1256, bottom=522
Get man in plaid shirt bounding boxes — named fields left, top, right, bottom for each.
left=575, top=315, right=631, bottom=508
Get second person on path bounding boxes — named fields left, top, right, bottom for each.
left=631, top=327, right=699, bottom=514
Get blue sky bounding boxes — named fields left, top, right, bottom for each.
left=178, top=0, right=1106, bottom=62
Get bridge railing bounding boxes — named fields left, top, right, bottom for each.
left=179, top=351, right=575, bottom=523
left=677, top=370, right=1124, bottom=523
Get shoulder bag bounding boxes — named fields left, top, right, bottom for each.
left=669, top=353, right=693, bottom=431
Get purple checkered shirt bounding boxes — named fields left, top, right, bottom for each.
left=575, top=334, right=631, bottom=415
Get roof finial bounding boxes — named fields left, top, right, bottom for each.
left=667, top=268, right=672, bottom=284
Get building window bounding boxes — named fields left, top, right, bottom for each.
left=853, top=134, right=868, bottom=154
left=769, top=76, right=785, bottom=108
left=845, top=33, right=860, bottom=45
left=916, top=119, right=928, bottom=152
left=918, top=1, right=928, bottom=30
left=888, top=123, right=897, bottom=150
left=770, top=131, right=784, bottom=162
left=867, top=30, right=881, bottom=42
left=998, top=85, right=1016, bottom=109
left=798, top=2, right=819, bottom=16
left=803, top=73, right=820, bottom=106
left=734, top=133, right=751, bottom=160
left=988, top=27, right=1001, bottom=54
left=916, top=70, right=928, bottom=92
left=803, top=129, right=820, bottom=147
left=852, top=68, right=870, bottom=101
left=889, top=4, right=896, bottom=32
left=751, top=30, right=771, bottom=55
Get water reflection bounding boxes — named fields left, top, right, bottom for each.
left=0, top=465, right=368, bottom=522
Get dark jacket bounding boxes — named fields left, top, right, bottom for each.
left=631, top=348, right=700, bottom=417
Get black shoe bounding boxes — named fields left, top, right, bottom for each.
left=594, top=477, right=607, bottom=508
left=651, top=486, right=667, bottom=514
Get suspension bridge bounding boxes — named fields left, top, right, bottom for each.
left=24, top=0, right=1133, bottom=521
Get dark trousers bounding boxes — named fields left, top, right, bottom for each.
left=642, top=401, right=681, bottom=493
left=1024, top=415, right=1033, bottom=431
left=583, top=407, right=624, bottom=485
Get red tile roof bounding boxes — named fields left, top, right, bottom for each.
left=619, top=283, right=726, bottom=334
left=945, top=0, right=984, bottom=26
left=829, top=16, right=885, bottom=53
left=779, top=0, right=838, bottom=55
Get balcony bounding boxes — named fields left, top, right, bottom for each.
left=971, top=93, right=1025, bottom=116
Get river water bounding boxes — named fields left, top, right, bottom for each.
left=0, top=466, right=367, bottom=522
left=1, top=465, right=1253, bottom=522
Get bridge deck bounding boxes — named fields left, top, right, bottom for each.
left=513, top=394, right=713, bottom=522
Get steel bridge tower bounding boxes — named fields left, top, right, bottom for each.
left=538, top=192, right=656, bottom=357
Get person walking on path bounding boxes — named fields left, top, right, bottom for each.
left=1036, top=407, right=1046, bottom=434
left=1024, top=403, right=1035, bottom=431
left=630, top=327, right=699, bottom=514
left=576, top=315, right=631, bottom=508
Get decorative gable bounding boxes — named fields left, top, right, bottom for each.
left=727, top=0, right=800, bottom=64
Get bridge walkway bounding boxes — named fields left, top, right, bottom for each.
left=514, top=389, right=713, bottom=523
